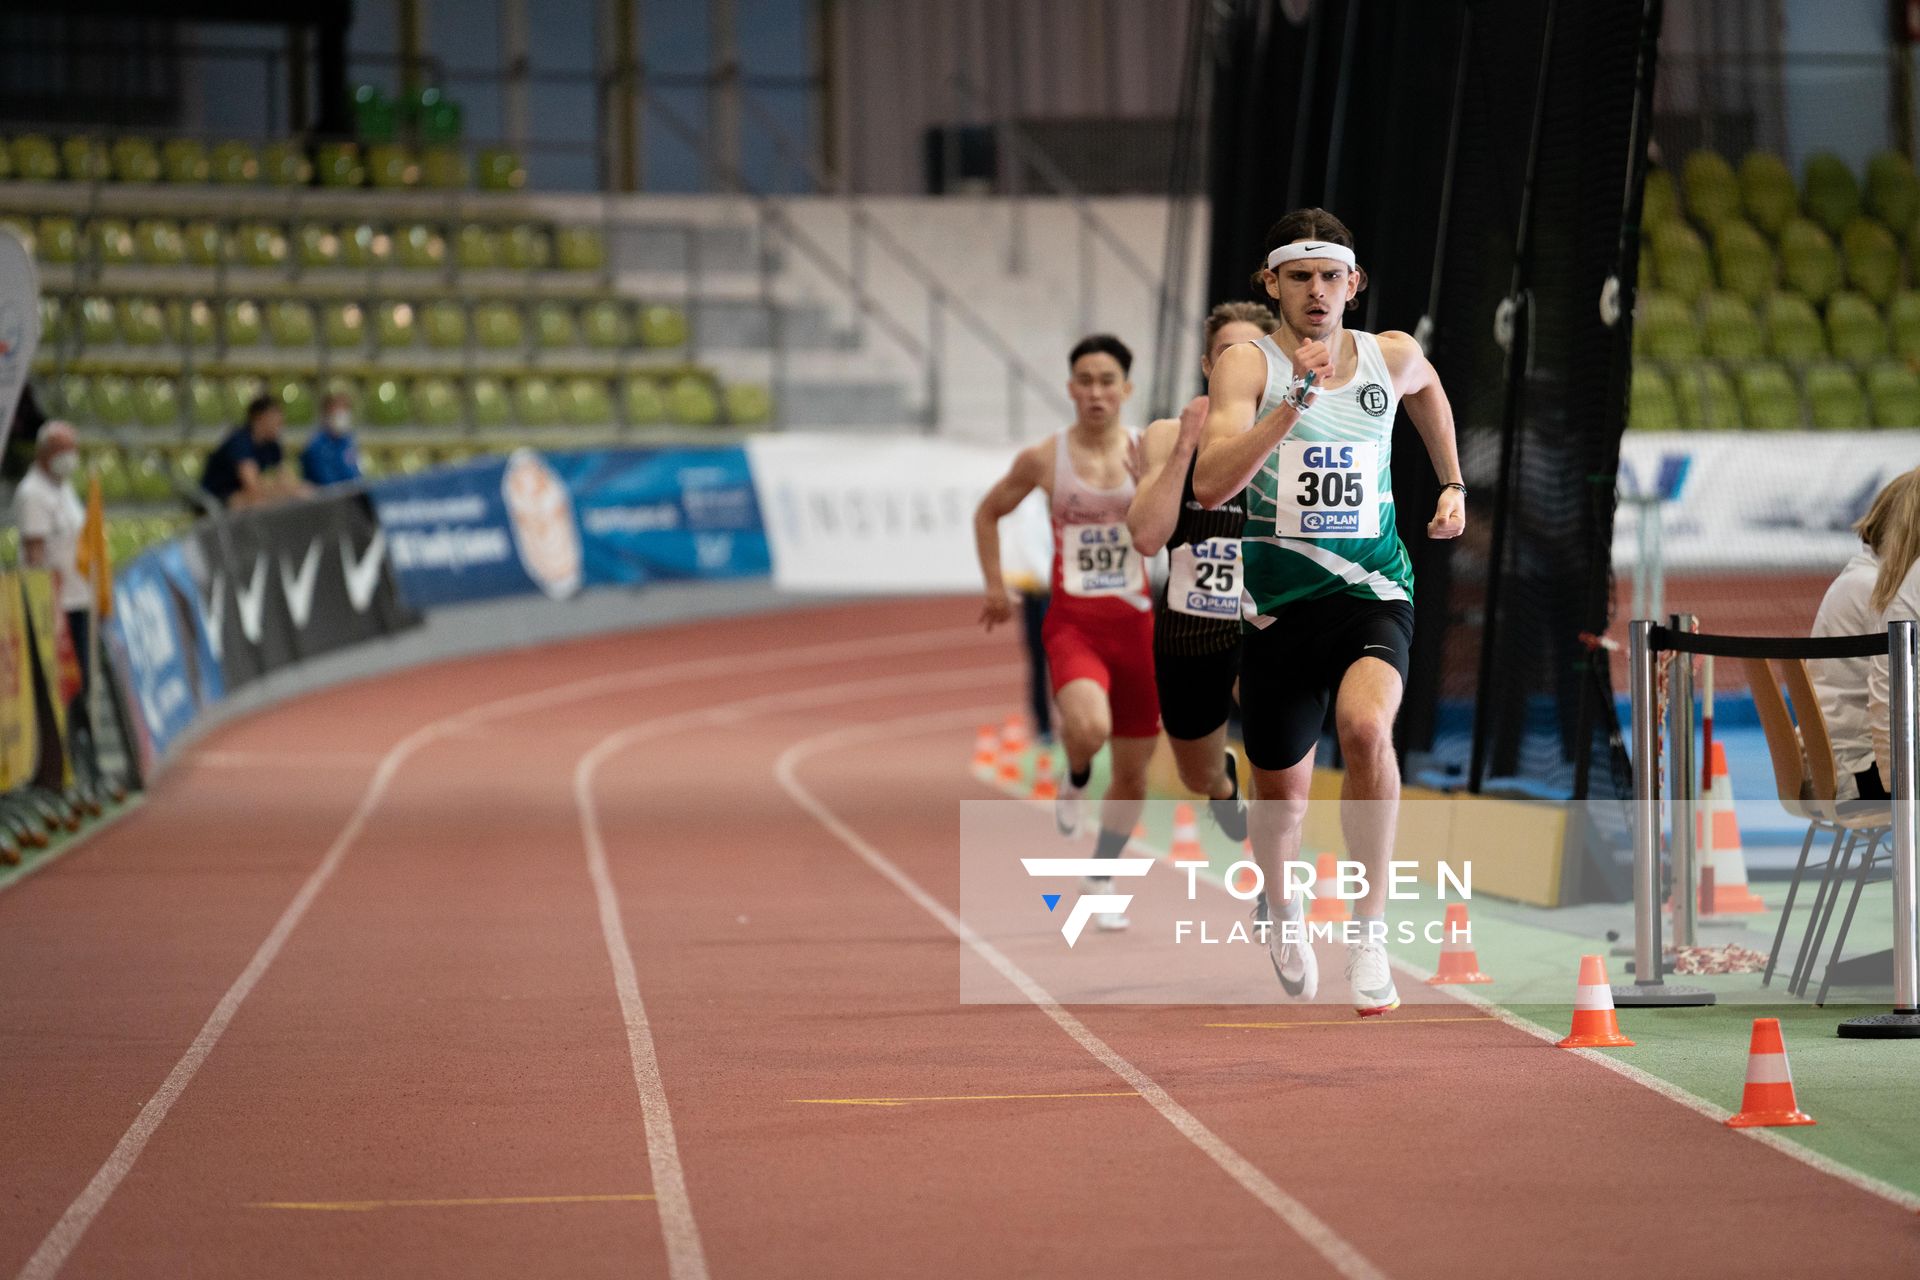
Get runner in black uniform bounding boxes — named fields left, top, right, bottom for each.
left=1127, top=302, right=1279, bottom=844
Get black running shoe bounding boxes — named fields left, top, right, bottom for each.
left=1209, top=751, right=1249, bottom=844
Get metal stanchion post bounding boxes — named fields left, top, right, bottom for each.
left=1841, top=618, right=1920, bottom=1037
left=1616, top=619, right=1714, bottom=1007
left=1669, top=614, right=1698, bottom=949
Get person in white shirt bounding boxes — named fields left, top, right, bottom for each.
left=1816, top=467, right=1920, bottom=802
left=12, top=420, right=94, bottom=768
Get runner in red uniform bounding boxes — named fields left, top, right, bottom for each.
left=975, top=335, right=1157, bottom=930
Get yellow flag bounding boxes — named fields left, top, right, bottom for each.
left=75, top=469, right=112, bottom=620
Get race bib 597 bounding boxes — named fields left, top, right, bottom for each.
left=1061, top=522, right=1143, bottom=598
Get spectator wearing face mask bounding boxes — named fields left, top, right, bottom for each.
left=12, top=419, right=95, bottom=764
left=300, top=392, right=363, bottom=489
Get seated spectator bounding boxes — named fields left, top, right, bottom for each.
left=200, top=394, right=307, bottom=510
left=299, top=392, right=363, bottom=488
left=1816, top=467, right=1920, bottom=802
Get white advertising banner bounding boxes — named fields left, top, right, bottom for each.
left=746, top=434, right=1053, bottom=594
left=1613, top=430, right=1920, bottom=572
left=0, top=226, right=41, bottom=457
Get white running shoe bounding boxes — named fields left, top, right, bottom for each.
left=1082, top=876, right=1130, bottom=931
left=1055, top=776, right=1084, bottom=838
left=1258, top=895, right=1317, bottom=1000
left=1345, top=936, right=1401, bottom=1017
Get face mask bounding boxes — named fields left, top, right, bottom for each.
left=48, top=452, right=78, bottom=480
left=326, top=410, right=353, bottom=435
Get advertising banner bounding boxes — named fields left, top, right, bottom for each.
left=104, top=541, right=224, bottom=764
left=0, top=571, right=37, bottom=789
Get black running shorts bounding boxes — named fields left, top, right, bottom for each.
left=1153, top=641, right=1241, bottom=742
left=1238, top=594, right=1414, bottom=771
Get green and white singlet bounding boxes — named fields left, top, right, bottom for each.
left=1242, top=330, right=1414, bottom=616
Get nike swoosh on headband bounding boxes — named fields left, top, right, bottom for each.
left=1266, top=241, right=1358, bottom=270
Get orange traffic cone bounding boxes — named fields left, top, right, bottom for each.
left=1306, top=852, right=1351, bottom=923
left=1726, top=1017, right=1814, bottom=1127
left=1170, top=803, right=1203, bottom=861
left=1232, top=840, right=1260, bottom=894
left=1002, top=714, right=1028, bottom=749
left=971, top=724, right=998, bottom=773
left=1695, top=742, right=1766, bottom=914
left=1426, top=902, right=1492, bottom=984
left=996, top=724, right=1024, bottom=785
left=1557, top=955, right=1634, bottom=1047
left=1030, top=753, right=1059, bottom=801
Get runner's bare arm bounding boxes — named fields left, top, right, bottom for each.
left=1381, top=331, right=1466, bottom=540
left=1127, top=395, right=1209, bottom=556
left=973, top=442, right=1047, bottom=630
left=1194, top=343, right=1301, bottom=508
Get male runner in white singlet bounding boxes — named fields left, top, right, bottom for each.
left=1195, top=209, right=1466, bottom=1014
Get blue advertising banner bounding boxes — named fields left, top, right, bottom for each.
left=105, top=540, right=224, bottom=763
left=555, top=446, right=768, bottom=585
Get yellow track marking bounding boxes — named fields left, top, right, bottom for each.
left=1206, top=1015, right=1499, bottom=1029
left=249, top=1193, right=656, bottom=1212
left=792, top=1090, right=1140, bottom=1107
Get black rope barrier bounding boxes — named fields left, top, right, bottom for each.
left=1647, top=625, right=1889, bottom=661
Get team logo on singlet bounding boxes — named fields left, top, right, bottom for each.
left=1357, top=383, right=1389, bottom=416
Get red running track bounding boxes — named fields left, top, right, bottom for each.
left=3, top=598, right=1918, bottom=1279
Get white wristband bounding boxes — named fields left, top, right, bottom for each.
left=1284, top=371, right=1318, bottom=412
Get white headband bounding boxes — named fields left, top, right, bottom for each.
left=1266, top=241, right=1357, bottom=270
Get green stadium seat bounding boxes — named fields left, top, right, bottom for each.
left=134, top=217, right=185, bottom=265
left=474, top=301, right=523, bottom=349
left=357, top=446, right=390, bottom=478
left=1734, top=362, right=1802, bottom=430
left=1804, top=362, right=1867, bottom=430
left=580, top=300, right=629, bottom=349
left=236, top=222, right=289, bottom=268
left=394, top=222, right=446, bottom=269
left=1803, top=152, right=1861, bottom=237
left=110, top=137, right=161, bottom=184
left=115, top=297, right=167, bottom=346
left=499, top=223, right=550, bottom=269
left=223, top=299, right=264, bottom=346
left=724, top=382, right=772, bottom=425
left=35, top=215, right=77, bottom=264
left=341, top=222, right=392, bottom=268
left=168, top=298, right=217, bottom=346
left=1892, top=291, right=1920, bottom=361
left=367, top=144, right=419, bottom=188
left=454, top=224, right=499, bottom=269
left=78, top=296, right=117, bottom=345
left=97, top=449, right=132, bottom=502
left=1840, top=217, right=1898, bottom=305
left=1642, top=168, right=1677, bottom=227
left=134, top=377, right=178, bottom=427
left=1682, top=150, right=1740, bottom=228
left=1637, top=290, right=1698, bottom=360
left=1710, top=219, right=1774, bottom=302
left=1670, top=362, right=1739, bottom=431
left=322, top=301, right=366, bottom=348
left=171, top=447, right=200, bottom=490
left=394, top=447, right=434, bottom=475
left=420, top=300, right=466, bottom=348
left=1826, top=290, right=1888, bottom=363
left=1650, top=221, right=1712, bottom=303
left=126, top=449, right=175, bottom=501
left=560, top=377, right=613, bottom=425
left=275, top=378, right=316, bottom=427
left=374, top=300, right=417, bottom=348
left=93, top=375, right=136, bottom=426
left=267, top=300, right=317, bottom=347
left=188, top=376, right=228, bottom=428
left=209, top=140, right=261, bottom=184
left=9, top=135, right=61, bottom=182
left=1868, top=150, right=1919, bottom=229
left=1763, top=292, right=1825, bottom=361
left=639, top=305, right=690, bottom=349
left=1868, top=361, right=1920, bottom=428
left=317, top=141, right=364, bottom=188
left=470, top=376, right=512, bottom=427
left=555, top=227, right=605, bottom=272
left=56, top=375, right=91, bottom=423
left=667, top=373, right=721, bottom=426
left=1701, top=291, right=1764, bottom=360
left=260, top=141, right=313, bottom=186
left=1779, top=218, right=1840, bottom=302
left=296, top=222, right=342, bottom=269
left=531, top=301, right=576, bottom=347
left=1738, top=152, right=1798, bottom=235
left=90, top=219, right=136, bottom=266
left=365, top=377, right=412, bottom=427
left=182, top=219, right=225, bottom=265
left=420, top=146, right=470, bottom=190
left=226, top=374, right=268, bottom=420
left=37, top=296, right=64, bottom=346
left=1628, top=364, right=1678, bottom=431
left=477, top=148, right=526, bottom=191
left=621, top=376, right=664, bottom=425
left=413, top=377, right=462, bottom=426
left=407, top=87, right=463, bottom=145
left=61, top=136, right=111, bottom=182
left=513, top=377, right=560, bottom=425
left=320, top=373, right=358, bottom=404
left=161, top=138, right=209, bottom=183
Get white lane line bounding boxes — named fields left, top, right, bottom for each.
left=773, top=707, right=1391, bottom=1280
left=16, top=622, right=997, bottom=1280
left=571, top=662, right=1020, bottom=1280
